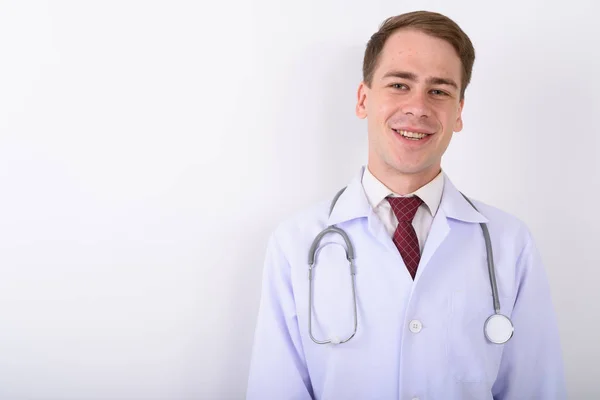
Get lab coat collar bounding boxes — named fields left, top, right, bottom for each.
left=439, top=173, right=489, bottom=223
left=326, top=166, right=371, bottom=226
left=327, top=166, right=488, bottom=226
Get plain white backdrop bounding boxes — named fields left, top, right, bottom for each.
left=0, top=0, right=598, bottom=398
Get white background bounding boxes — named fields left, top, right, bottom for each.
left=0, top=0, right=598, bottom=399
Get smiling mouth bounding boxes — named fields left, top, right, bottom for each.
left=392, top=129, right=432, bottom=141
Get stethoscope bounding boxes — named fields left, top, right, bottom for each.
left=307, top=187, right=514, bottom=346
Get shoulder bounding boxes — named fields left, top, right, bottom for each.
left=271, top=197, right=332, bottom=242
left=466, top=196, right=535, bottom=252
left=260, top=194, right=342, bottom=273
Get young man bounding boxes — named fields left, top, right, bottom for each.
left=247, top=11, right=566, bottom=400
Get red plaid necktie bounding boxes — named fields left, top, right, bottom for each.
left=387, top=196, right=423, bottom=279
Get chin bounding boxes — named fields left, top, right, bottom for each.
left=389, top=160, right=435, bottom=176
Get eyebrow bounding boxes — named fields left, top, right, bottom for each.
left=381, top=70, right=459, bottom=90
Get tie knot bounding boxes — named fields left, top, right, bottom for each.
left=387, top=196, right=423, bottom=222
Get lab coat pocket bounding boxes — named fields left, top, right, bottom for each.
left=448, top=290, right=507, bottom=383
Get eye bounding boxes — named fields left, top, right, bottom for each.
left=390, top=83, right=408, bottom=90
left=430, top=89, right=449, bottom=96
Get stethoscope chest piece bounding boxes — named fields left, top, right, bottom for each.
left=484, top=314, right=514, bottom=344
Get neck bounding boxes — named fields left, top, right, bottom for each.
left=367, top=162, right=441, bottom=195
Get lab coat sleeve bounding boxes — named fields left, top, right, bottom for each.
left=492, top=230, right=567, bottom=399
left=246, top=232, right=314, bottom=400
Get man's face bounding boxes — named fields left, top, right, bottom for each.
left=356, top=29, right=465, bottom=180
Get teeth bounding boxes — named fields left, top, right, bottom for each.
left=394, top=129, right=428, bottom=140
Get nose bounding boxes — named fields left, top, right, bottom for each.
left=401, top=91, right=431, bottom=119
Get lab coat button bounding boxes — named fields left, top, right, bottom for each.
left=409, top=320, right=422, bottom=333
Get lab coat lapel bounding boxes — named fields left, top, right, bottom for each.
left=415, top=174, right=488, bottom=281
left=327, top=168, right=401, bottom=265
left=416, top=202, right=450, bottom=281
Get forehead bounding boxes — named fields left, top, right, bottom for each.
left=375, top=29, right=462, bottom=84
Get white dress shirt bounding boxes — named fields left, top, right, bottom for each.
left=361, top=167, right=444, bottom=252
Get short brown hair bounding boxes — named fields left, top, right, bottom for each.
left=362, top=11, right=476, bottom=99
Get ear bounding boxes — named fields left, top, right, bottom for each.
left=453, top=98, right=464, bottom=132
left=355, top=82, right=368, bottom=119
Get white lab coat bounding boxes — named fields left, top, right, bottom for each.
left=247, top=167, right=566, bottom=400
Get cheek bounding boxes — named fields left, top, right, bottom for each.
left=372, top=98, right=397, bottom=124
left=439, top=108, right=459, bottom=131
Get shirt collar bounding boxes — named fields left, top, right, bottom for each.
left=327, top=166, right=488, bottom=226
left=361, top=166, right=444, bottom=217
